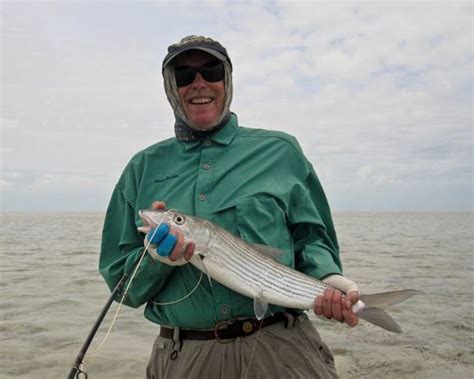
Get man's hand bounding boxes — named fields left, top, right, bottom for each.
left=313, top=288, right=359, bottom=327
left=145, top=201, right=195, bottom=263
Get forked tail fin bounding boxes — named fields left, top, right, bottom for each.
left=357, top=289, right=422, bottom=333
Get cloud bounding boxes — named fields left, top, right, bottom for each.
left=0, top=118, right=19, bottom=129
left=1, top=1, right=472, bottom=211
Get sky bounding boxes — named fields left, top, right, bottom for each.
left=1, top=1, right=472, bottom=212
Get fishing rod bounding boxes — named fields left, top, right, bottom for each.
left=67, top=258, right=139, bottom=379
left=68, top=212, right=170, bottom=378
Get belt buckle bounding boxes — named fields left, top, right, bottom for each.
left=213, top=320, right=236, bottom=344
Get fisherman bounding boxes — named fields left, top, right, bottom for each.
left=100, top=35, right=360, bottom=378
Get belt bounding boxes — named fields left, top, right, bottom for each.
left=160, top=311, right=298, bottom=344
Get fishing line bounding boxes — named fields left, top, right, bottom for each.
left=152, top=270, right=203, bottom=306
left=243, top=318, right=264, bottom=379
left=90, top=209, right=173, bottom=354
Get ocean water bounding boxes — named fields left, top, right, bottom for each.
left=0, top=212, right=473, bottom=378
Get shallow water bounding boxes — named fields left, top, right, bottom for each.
left=1, top=212, right=473, bottom=378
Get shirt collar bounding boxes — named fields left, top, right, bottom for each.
left=182, top=113, right=238, bottom=151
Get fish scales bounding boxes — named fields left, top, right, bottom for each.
left=208, top=226, right=324, bottom=308
left=138, top=208, right=420, bottom=333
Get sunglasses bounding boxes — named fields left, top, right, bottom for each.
left=174, top=61, right=225, bottom=87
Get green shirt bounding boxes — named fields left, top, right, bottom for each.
left=99, top=113, right=342, bottom=329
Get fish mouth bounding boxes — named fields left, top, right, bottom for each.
left=139, top=209, right=160, bottom=224
left=137, top=209, right=159, bottom=233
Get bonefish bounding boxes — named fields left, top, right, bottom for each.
left=138, top=208, right=420, bottom=333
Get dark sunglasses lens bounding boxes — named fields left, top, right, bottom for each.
left=175, top=67, right=196, bottom=87
left=174, top=62, right=225, bottom=87
left=201, top=62, right=225, bottom=83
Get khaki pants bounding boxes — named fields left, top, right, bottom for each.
left=146, top=314, right=339, bottom=379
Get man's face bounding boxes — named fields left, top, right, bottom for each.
left=174, top=50, right=225, bottom=130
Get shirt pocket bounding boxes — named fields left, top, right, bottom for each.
left=235, top=194, right=293, bottom=266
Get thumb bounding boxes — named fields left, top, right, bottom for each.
left=345, top=291, right=359, bottom=309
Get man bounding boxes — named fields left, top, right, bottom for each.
left=100, top=35, right=359, bottom=379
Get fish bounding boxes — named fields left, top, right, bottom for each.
left=138, top=208, right=420, bottom=333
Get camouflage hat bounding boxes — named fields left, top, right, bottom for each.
left=162, top=35, right=232, bottom=72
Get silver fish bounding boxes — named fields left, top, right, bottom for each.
left=138, top=208, right=420, bottom=333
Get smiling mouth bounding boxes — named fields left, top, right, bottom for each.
left=189, top=97, right=214, bottom=105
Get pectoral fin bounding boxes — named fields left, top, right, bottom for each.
left=253, top=297, right=268, bottom=320
left=191, top=254, right=213, bottom=288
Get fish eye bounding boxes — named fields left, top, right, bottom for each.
left=173, top=214, right=185, bottom=225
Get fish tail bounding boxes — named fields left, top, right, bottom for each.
left=356, top=289, right=422, bottom=333
left=357, top=307, right=403, bottom=333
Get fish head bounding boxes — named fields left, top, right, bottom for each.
left=138, top=208, right=211, bottom=253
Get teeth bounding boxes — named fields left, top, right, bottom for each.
left=190, top=97, right=213, bottom=105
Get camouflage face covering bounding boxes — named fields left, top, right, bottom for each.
left=162, top=35, right=233, bottom=141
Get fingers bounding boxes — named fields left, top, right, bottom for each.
left=157, top=232, right=177, bottom=257
left=314, top=288, right=340, bottom=319
left=322, top=288, right=334, bottom=319
left=314, top=294, right=323, bottom=316
left=342, top=307, right=359, bottom=327
left=184, top=242, right=195, bottom=261
left=164, top=228, right=195, bottom=262
left=169, top=228, right=185, bottom=261
left=331, top=289, right=343, bottom=321
left=146, top=201, right=195, bottom=262
left=148, top=224, right=170, bottom=245
left=341, top=290, right=359, bottom=327
left=152, top=201, right=166, bottom=210
left=345, top=291, right=359, bottom=309
left=313, top=287, right=359, bottom=327
left=321, top=288, right=343, bottom=321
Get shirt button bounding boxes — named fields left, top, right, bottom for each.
left=198, top=194, right=206, bottom=201
left=220, top=305, right=229, bottom=315
left=203, top=163, right=210, bottom=170
left=204, top=140, right=211, bottom=147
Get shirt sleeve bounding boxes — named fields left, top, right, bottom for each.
left=99, top=177, right=176, bottom=308
left=288, top=159, right=342, bottom=280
